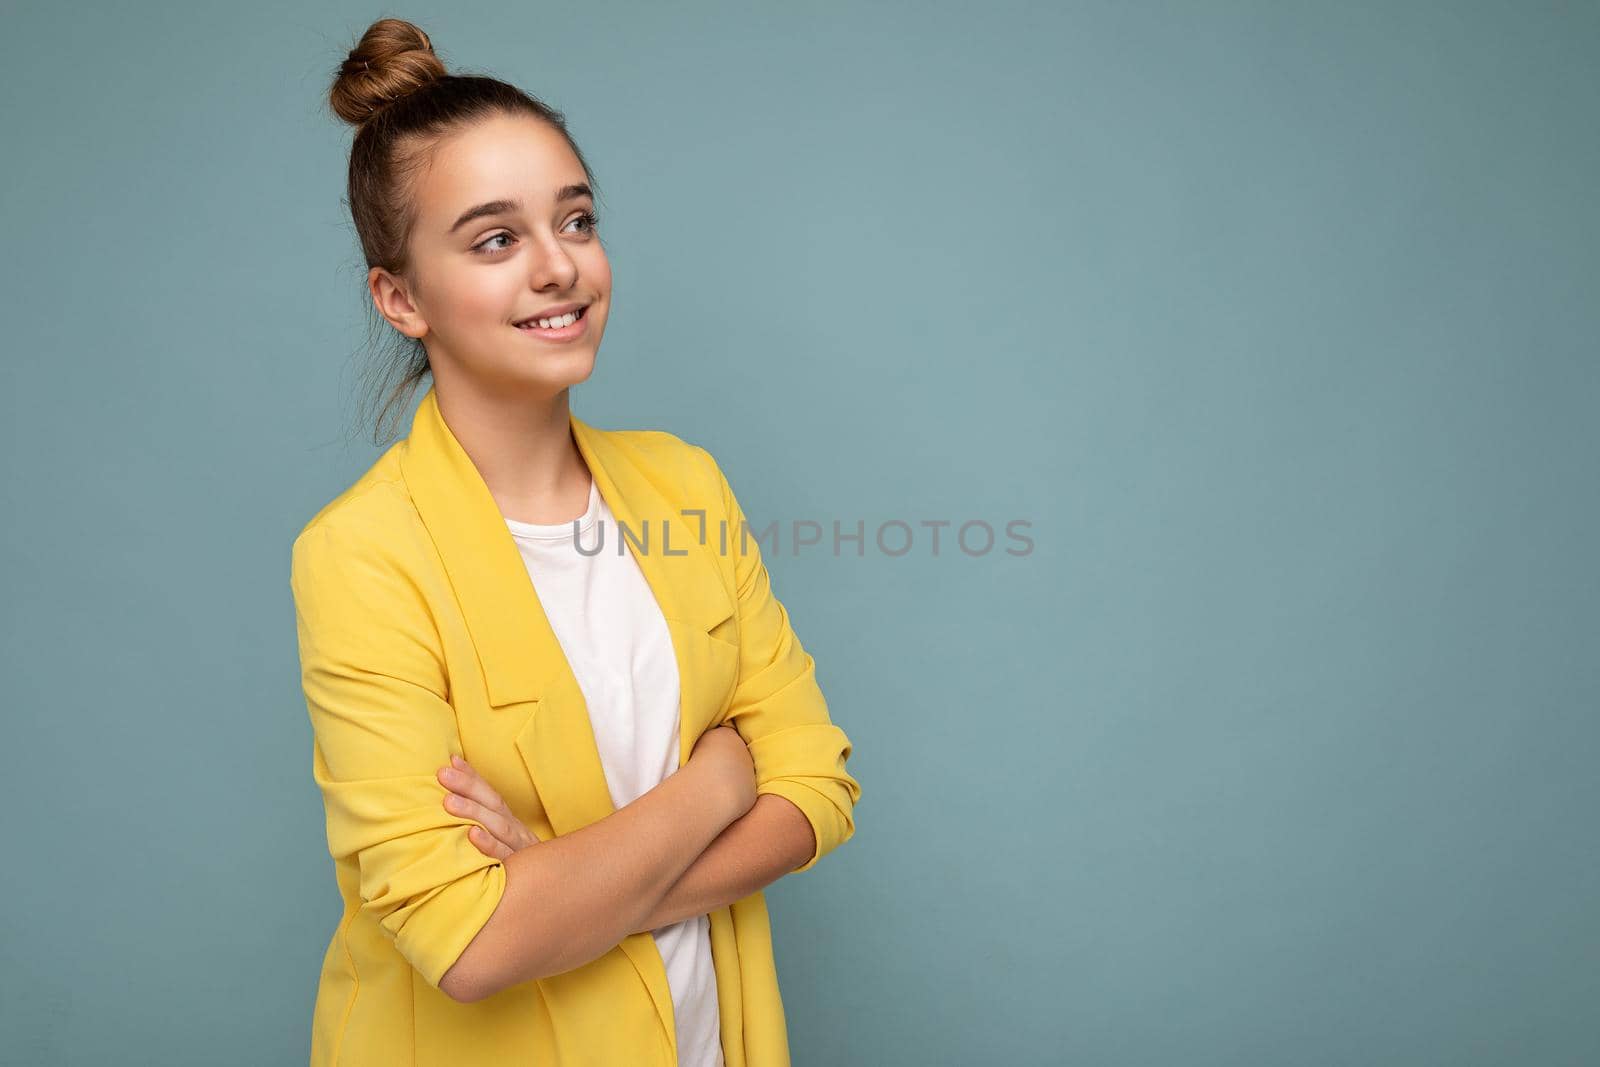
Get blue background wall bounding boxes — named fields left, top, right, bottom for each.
left=2, top=2, right=1595, bottom=1063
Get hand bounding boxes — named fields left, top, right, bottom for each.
left=688, top=725, right=757, bottom=822
left=437, top=755, right=543, bottom=859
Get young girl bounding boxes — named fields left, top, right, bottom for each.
left=291, top=18, right=860, bottom=1067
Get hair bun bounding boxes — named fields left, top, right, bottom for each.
left=330, top=18, right=448, bottom=126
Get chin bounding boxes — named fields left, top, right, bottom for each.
left=526, top=354, right=598, bottom=392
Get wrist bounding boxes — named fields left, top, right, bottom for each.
left=677, top=757, right=742, bottom=834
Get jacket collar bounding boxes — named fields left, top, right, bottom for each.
left=396, top=382, right=736, bottom=790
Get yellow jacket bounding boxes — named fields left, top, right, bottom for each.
left=290, top=385, right=860, bottom=1066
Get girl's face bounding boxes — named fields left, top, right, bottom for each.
left=373, top=112, right=611, bottom=397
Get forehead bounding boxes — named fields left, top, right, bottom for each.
left=415, top=114, right=586, bottom=225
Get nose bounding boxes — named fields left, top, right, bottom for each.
left=525, top=231, right=579, bottom=292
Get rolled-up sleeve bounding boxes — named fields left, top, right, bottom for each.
left=290, top=520, right=506, bottom=991
left=696, top=447, right=861, bottom=873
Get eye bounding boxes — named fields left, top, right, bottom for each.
left=470, top=210, right=599, bottom=256
left=472, top=232, right=515, bottom=255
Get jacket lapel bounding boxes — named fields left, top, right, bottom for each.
left=398, top=383, right=736, bottom=817
left=397, top=385, right=737, bottom=1042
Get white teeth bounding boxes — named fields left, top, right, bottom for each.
left=523, top=309, right=581, bottom=330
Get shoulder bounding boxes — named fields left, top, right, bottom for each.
left=590, top=424, right=727, bottom=499
left=290, top=447, right=425, bottom=583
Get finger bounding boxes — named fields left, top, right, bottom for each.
left=440, top=774, right=518, bottom=842
left=438, top=760, right=509, bottom=813
left=451, top=796, right=531, bottom=857
left=468, top=825, right=514, bottom=860
left=443, top=792, right=502, bottom=833
left=439, top=762, right=541, bottom=852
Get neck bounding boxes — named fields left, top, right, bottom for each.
left=433, top=382, right=591, bottom=525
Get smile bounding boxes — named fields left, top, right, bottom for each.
left=514, top=305, right=590, bottom=341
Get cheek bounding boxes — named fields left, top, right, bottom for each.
left=579, top=246, right=612, bottom=293
left=432, top=263, right=521, bottom=325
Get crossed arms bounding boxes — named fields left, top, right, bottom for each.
left=290, top=450, right=859, bottom=1004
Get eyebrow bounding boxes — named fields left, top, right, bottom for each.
left=447, top=183, right=594, bottom=235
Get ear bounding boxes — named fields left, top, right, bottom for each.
left=369, top=265, right=429, bottom=339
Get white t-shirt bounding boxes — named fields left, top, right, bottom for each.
left=503, top=475, right=725, bottom=1067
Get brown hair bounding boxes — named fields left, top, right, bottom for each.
left=327, top=18, right=603, bottom=445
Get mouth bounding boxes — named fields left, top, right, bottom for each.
left=514, top=304, right=591, bottom=341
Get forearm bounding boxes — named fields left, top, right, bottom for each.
left=630, top=793, right=817, bottom=934
left=442, top=762, right=737, bottom=1002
